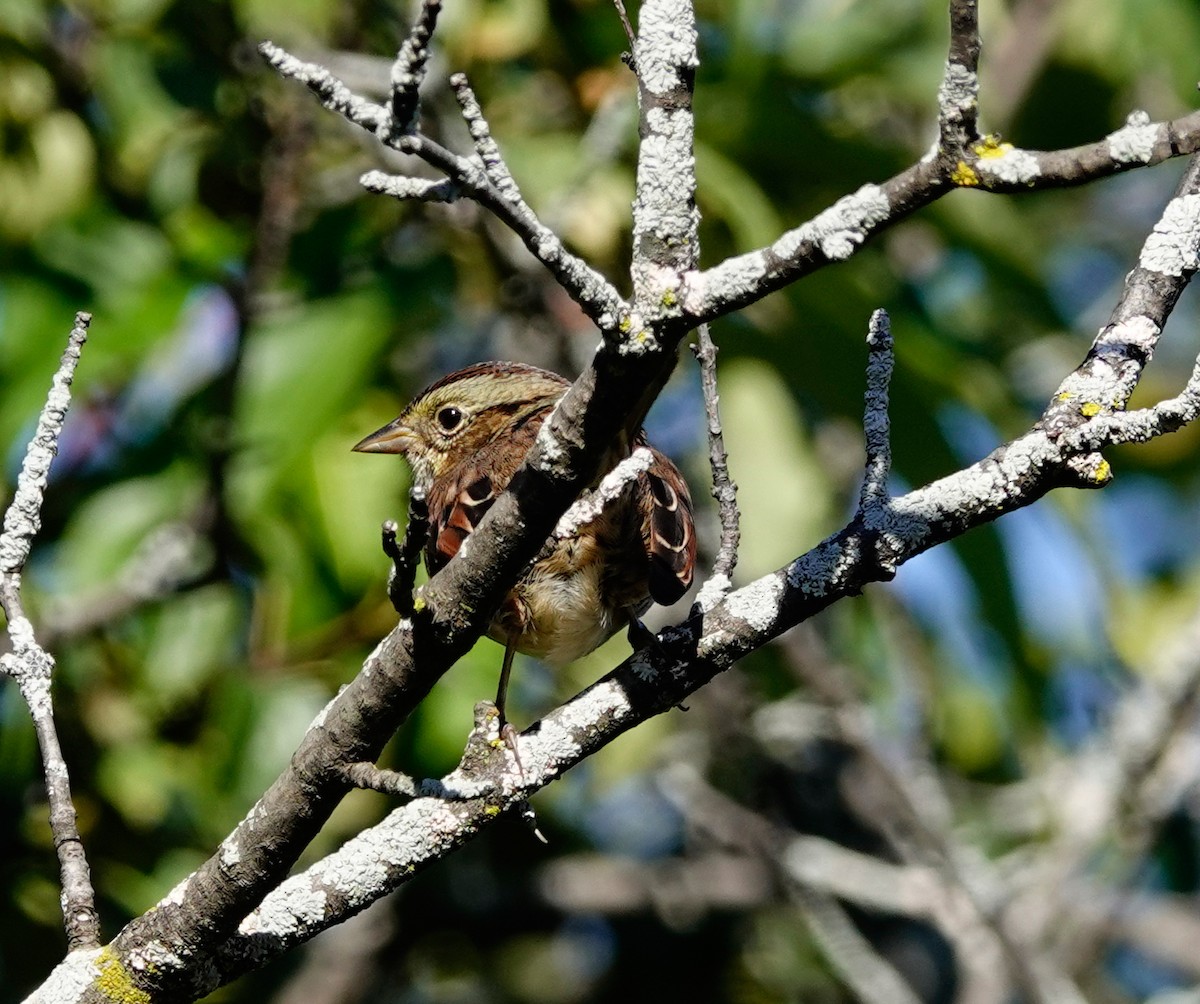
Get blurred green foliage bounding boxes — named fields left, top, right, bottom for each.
left=3, top=0, right=1200, bottom=1000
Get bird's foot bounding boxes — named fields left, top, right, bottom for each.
left=626, top=616, right=657, bottom=651
left=500, top=720, right=525, bottom=780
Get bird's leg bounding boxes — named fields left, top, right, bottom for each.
left=496, top=640, right=524, bottom=776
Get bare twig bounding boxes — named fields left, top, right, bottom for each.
left=858, top=309, right=894, bottom=521
left=0, top=312, right=99, bottom=952
left=612, top=0, right=637, bottom=55
left=690, top=324, right=739, bottom=602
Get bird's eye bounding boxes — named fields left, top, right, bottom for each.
left=436, top=406, right=464, bottom=433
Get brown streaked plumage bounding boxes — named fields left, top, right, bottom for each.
left=353, top=361, right=696, bottom=724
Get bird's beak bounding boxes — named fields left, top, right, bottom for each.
left=352, top=418, right=416, bottom=454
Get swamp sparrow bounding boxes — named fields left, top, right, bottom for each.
left=353, top=361, right=696, bottom=724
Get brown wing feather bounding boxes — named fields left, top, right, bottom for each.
left=642, top=450, right=696, bottom=605
left=425, top=470, right=497, bottom=574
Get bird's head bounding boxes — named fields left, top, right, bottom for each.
left=352, top=361, right=570, bottom=487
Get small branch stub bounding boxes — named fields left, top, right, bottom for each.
left=859, top=308, right=894, bottom=517
left=383, top=486, right=429, bottom=616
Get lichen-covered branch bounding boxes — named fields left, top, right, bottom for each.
left=937, top=0, right=981, bottom=154
left=387, top=0, right=442, bottom=134
left=681, top=109, right=1200, bottom=326
left=259, top=42, right=625, bottom=334
left=1, top=312, right=99, bottom=953
left=629, top=0, right=699, bottom=314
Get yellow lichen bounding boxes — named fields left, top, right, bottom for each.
left=412, top=596, right=426, bottom=613
left=618, top=316, right=633, bottom=333
left=951, top=162, right=979, bottom=186
left=1093, top=459, right=1112, bottom=483
left=974, top=135, right=1013, bottom=158
left=484, top=804, right=501, bottom=817
left=1079, top=401, right=1102, bottom=417
left=94, top=947, right=152, bottom=1004
left=661, top=289, right=677, bottom=308
left=1054, top=391, right=1072, bottom=402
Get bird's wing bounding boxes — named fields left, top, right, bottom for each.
left=641, top=449, right=696, bottom=606
left=425, top=468, right=497, bottom=574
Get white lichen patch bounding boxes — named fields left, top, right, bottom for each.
left=776, top=185, right=891, bottom=262
left=723, top=574, right=783, bottom=632
left=694, top=572, right=732, bottom=612
left=533, top=408, right=570, bottom=472
left=239, top=882, right=329, bottom=937
left=1141, top=194, right=1200, bottom=276
left=219, top=836, right=241, bottom=869
left=1094, top=314, right=1161, bottom=357
left=680, top=253, right=757, bottom=315
left=556, top=449, right=653, bottom=538
left=22, top=948, right=103, bottom=1002
left=937, top=62, right=978, bottom=116
left=129, top=940, right=185, bottom=972
left=1106, top=109, right=1158, bottom=164
left=374, top=798, right=465, bottom=869
left=976, top=146, right=1040, bottom=185
left=785, top=538, right=860, bottom=597
left=6, top=609, right=37, bottom=655
left=633, top=0, right=699, bottom=95
left=633, top=117, right=697, bottom=241
left=552, top=678, right=630, bottom=740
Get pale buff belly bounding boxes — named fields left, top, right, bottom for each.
left=487, top=561, right=623, bottom=666
left=485, top=513, right=652, bottom=666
